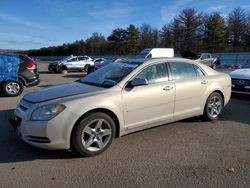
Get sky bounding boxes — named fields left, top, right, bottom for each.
left=0, top=0, right=249, bottom=50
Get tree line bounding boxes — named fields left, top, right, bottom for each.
left=26, top=7, right=250, bottom=56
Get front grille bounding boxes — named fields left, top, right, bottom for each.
left=231, top=78, right=250, bottom=86
left=26, top=136, right=51, bottom=143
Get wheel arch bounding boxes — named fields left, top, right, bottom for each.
left=70, top=108, right=121, bottom=148
left=18, top=76, right=27, bottom=86
left=210, top=90, right=225, bottom=106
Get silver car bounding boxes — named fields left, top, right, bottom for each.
left=11, top=58, right=231, bottom=156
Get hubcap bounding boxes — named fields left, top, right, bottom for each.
left=81, top=119, right=112, bottom=152
left=208, top=96, right=222, bottom=118
left=6, top=82, right=20, bottom=94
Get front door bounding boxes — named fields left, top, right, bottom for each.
left=122, top=63, right=175, bottom=129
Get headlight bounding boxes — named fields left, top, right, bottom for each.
left=31, top=104, right=66, bottom=121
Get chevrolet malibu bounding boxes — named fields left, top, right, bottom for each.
left=11, top=58, right=231, bottom=156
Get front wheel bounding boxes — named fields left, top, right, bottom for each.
left=2, top=80, right=24, bottom=97
left=84, top=64, right=90, bottom=73
left=203, top=92, right=223, bottom=121
left=72, top=112, right=115, bottom=157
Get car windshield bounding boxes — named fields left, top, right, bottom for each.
left=80, top=62, right=140, bottom=88
left=61, top=56, right=72, bottom=61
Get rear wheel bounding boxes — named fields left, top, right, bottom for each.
left=203, top=92, right=223, bottom=121
left=2, top=80, right=24, bottom=97
left=72, top=112, right=115, bottom=157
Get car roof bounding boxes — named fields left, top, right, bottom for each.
left=121, top=57, right=197, bottom=65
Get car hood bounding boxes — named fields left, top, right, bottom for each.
left=230, top=68, right=250, bottom=79
left=23, top=82, right=105, bottom=103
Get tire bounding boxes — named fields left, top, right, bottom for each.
left=72, top=112, right=116, bottom=157
left=84, top=64, right=90, bottom=73
left=2, top=80, right=24, bottom=97
left=62, top=70, right=68, bottom=74
left=211, top=63, right=216, bottom=69
left=203, top=92, right=223, bottom=121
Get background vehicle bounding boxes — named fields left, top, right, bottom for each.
left=195, top=53, right=217, bottom=69
left=48, top=55, right=94, bottom=74
left=94, top=58, right=106, bottom=64
left=11, top=58, right=231, bottom=156
left=0, top=53, right=39, bottom=97
left=88, top=58, right=124, bottom=73
left=230, top=62, right=250, bottom=94
left=138, top=48, right=174, bottom=58
left=181, top=52, right=217, bottom=69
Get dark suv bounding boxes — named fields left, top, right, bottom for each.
left=0, top=54, right=39, bottom=97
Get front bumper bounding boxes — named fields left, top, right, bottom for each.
left=10, top=101, right=79, bottom=150
left=48, top=64, right=58, bottom=72
left=231, top=85, right=250, bottom=95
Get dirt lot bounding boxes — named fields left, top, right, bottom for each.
left=0, top=62, right=250, bottom=188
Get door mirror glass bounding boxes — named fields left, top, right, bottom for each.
left=130, top=78, right=148, bottom=87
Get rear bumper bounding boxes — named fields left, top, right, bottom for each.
left=26, top=78, right=40, bottom=87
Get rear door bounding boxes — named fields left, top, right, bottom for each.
left=122, top=62, right=175, bottom=129
left=78, top=56, right=88, bottom=69
left=168, top=61, right=210, bottom=120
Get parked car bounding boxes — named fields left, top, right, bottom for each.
left=10, top=58, right=231, bottom=156
left=138, top=48, right=174, bottom=58
left=230, top=62, right=250, bottom=94
left=48, top=55, right=94, bottom=74
left=0, top=53, right=39, bottom=97
left=181, top=52, right=217, bottom=69
left=94, top=58, right=106, bottom=64
left=88, top=58, right=123, bottom=73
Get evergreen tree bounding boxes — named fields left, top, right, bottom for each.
left=203, top=13, right=227, bottom=52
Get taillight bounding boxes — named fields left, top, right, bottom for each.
left=26, top=61, right=36, bottom=70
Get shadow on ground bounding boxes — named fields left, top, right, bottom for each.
left=0, top=93, right=249, bottom=163
left=0, top=109, right=80, bottom=164
left=220, top=93, right=250, bottom=125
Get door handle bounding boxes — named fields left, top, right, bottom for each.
left=201, top=80, right=208, bottom=84
left=163, top=85, right=173, bottom=91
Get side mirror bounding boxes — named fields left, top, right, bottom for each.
left=130, top=78, right=148, bottom=87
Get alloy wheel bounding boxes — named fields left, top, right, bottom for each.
left=6, top=82, right=20, bottom=94
left=207, top=95, right=222, bottom=118
left=81, top=119, right=112, bottom=152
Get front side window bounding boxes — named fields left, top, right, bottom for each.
left=135, top=63, right=168, bottom=84
left=170, top=62, right=197, bottom=80
left=67, top=58, right=78, bottom=62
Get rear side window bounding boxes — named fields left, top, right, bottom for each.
left=169, top=62, right=196, bottom=80
left=135, top=63, right=169, bottom=84
left=20, top=55, right=29, bottom=64
left=194, top=65, right=205, bottom=76
left=78, top=57, right=87, bottom=60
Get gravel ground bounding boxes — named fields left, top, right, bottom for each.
left=0, top=62, right=249, bottom=188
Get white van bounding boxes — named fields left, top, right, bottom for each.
left=138, top=48, right=174, bottom=58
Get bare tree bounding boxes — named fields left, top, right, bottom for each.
left=228, top=7, right=248, bottom=50
left=174, top=8, right=203, bottom=52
